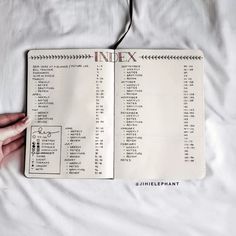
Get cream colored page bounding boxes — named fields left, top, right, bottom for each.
left=25, top=49, right=114, bottom=178
left=115, top=49, right=205, bottom=180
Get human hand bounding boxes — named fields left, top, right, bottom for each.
left=0, top=113, right=31, bottom=165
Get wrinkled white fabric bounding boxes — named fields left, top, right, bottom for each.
left=0, top=0, right=236, bottom=235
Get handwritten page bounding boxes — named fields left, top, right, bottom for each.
left=114, top=49, right=205, bottom=180
left=25, top=49, right=114, bottom=178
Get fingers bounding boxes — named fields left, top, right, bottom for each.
left=0, top=116, right=31, bottom=141
left=2, top=136, right=25, bottom=158
left=0, top=113, right=25, bottom=127
left=0, top=145, right=3, bottom=163
left=2, top=131, right=25, bottom=145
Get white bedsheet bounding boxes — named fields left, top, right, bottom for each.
left=0, top=0, right=236, bottom=235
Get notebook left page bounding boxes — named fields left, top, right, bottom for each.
left=25, top=49, right=114, bottom=178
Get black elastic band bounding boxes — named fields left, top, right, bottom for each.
left=110, top=0, right=133, bottom=49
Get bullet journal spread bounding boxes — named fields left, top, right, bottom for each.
left=25, top=49, right=205, bottom=180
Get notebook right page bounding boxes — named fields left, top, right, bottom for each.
left=114, top=49, right=205, bottom=180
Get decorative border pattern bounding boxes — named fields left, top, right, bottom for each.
left=29, top=54, right=92, bottom=60
left=140, top=55, right=203, bottom=60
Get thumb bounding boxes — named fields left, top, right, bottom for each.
left=0, top=116, right=31, bottom=142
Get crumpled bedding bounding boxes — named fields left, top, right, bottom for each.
left=0, top=0, right=236, bottom=235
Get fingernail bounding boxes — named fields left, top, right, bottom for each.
left=21, top=116, right=31, bottom=125
left=19, top=113, right=25, bottom=117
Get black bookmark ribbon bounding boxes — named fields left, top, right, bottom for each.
left=110, top=0, right=133, bottom=49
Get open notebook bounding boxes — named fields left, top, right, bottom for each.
left=25, top=49, right=205, bottom=180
